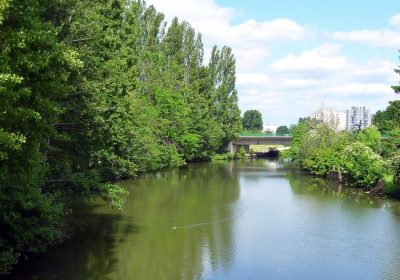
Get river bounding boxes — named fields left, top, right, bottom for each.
left=5, top=159, right=400, bottom=279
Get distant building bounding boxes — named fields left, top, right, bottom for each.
left=346, top=106, right=372, bottom=131
left=263, top=124, right=277, bottom=133
left=315, top=107, right=347, bottom=131
left=315, top=106, right=373, bottom=131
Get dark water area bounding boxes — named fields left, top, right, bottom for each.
left=5, top=160, right=400, bottom=279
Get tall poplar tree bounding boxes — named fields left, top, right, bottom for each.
left=208, top=45, right=242, bottom=150
left=0, top=0, right=242, bottom=273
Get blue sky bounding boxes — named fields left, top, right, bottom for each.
left=147, top=0, right=400, bottom=126
left=217, top=0, right=397, bottom=28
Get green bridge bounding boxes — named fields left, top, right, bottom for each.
left=239, top=132, right=292, bottom=137
left=230, top=132, right=389, bottom=154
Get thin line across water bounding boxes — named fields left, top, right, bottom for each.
left=172, top=217, right=233, bottom=230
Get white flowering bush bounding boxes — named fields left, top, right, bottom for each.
left=341, top=142, right=386, bottom=187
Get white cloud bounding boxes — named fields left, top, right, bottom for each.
left=270, top=43, right=348, bottom=72
left=329, top=13, right=400, bottom=48
left=390, top=13, right=400, bottom=27
left=146, top=0, right=233, bottom=25
left=238, top=43, right=398, bottom=124
left=145, top=0, right=399, bottom=125
left=331, top=30, right=400, bottom=48
left=147, top=0, right=305, bottom=71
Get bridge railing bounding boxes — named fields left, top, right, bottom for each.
left=240, top=131, right=389, bottom=138
left=240, top=131, right=291, bottom=137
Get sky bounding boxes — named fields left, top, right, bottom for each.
left=146, top=0, right=400, bottom=126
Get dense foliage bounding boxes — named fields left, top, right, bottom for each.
left=374, top=100, right=400, bottom=157
left=373, top=100, right=400, bottom=194
left=286, top=60, right=400, bottom=191
left=242, top=110, right=263, bottom=131
left=285, top=118, right=387, bottom=188
left=0, top=0, right=241, bottom=274
left=276, top=125, right=289, bottom=135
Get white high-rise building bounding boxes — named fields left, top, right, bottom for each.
left=315, top=107, right=348, bottom=131
left=346, top=106, right=372, bottom=131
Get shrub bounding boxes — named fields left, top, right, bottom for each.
left=302, top=147, right=341, bottom=176
left=235, top=147, right=247, bottom=159
left=341, top=142, right=386, bottom=187
left=352, top=127, right=382, bottom=153
left=211, top=153, right=233, bottom=161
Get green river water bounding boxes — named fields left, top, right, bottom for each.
left=6, top=159, right=400, bottom=279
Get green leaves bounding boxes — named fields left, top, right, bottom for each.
left=242, top=110, right=263, bottom=131
left=100, top=183, right=128, bottom=210
left=0, top=129, right=26, bottom=160
left=342, top=142, right=386, bottom=187
left=276, top=125, right=290, bottom=135
left=288, top=119, right=386, bottom=188
left=0, top=0, right=242, bottom=274
left=374, top=100, right=400, bottom=133
left=208, top=45, right=241, bottom=150
left=0, top=0, right=10, bottom=25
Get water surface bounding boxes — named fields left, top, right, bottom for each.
left=6, top=160, right=400, bottom=279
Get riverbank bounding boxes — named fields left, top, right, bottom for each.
left=284, top=119, right=400, bottom=197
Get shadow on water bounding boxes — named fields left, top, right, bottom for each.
left=285, top=170, right=387, bottom=208
left=285, top=167, right=400, bottom=228
left=112, top=162, right=241, bottom=280
left=5, top=162, right=241, bottom=280
left=4, top=203, right=139, bottom=280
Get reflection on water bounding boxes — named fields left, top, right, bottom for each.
left=5, top=160, right=400, bottom=280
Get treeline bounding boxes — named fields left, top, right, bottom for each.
left=285, top=100, right=400, bottom=195
left=0, top=0, right=241, bottom=273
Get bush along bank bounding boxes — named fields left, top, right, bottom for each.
left=283, top=117, right=400, bottom=196
left=211, top=147, right=247, bottom=161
